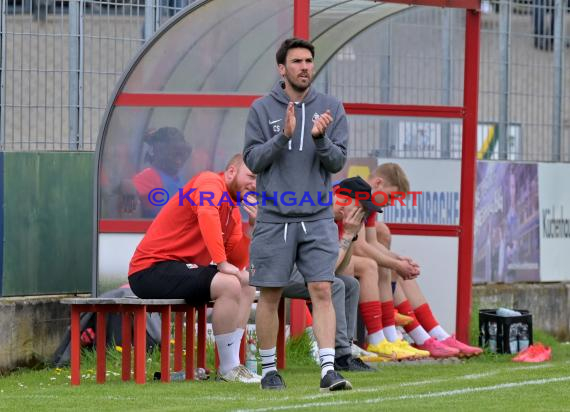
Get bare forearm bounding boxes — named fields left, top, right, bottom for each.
left=335, top=235, right=354, bottom=271
left=353, top=239, right=401, bottom=271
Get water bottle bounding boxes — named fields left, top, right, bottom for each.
left=509, top=323, right=519, bottom=353
left=488, top=321, right=497, bottom=353
left=245, top=341, right=258, bottom=375
left=518, top=323, right=530, bottom=351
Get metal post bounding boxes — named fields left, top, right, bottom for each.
left=441, top=8, right=452, bottom=159
left=498, top=0, right=511, bottom=160
left=68, top=0, right=83, bottom=150
left=294, top=0, right=310, bottom=40
left=552, top=0, right=564, bottom=162
left=379, top=28, right=391, bottom=157
left=456, top=8, right=481, bottom=343
left=144, top=0, right=156, bottom=41
left=0, top=0, right=5, bottom=150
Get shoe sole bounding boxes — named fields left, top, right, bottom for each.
left=319, top=379, right=353, bottom=393
left=260, top=384, right=286, bottom=390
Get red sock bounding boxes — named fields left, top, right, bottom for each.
left=358, top=301, right=383, bottom=334
left=414, top=303, right=439, bottom=332
left=396, top=300, right=421, bottom=333
left=381, top=301, right=396, bottom=328
left=305, top=306, right=313, bottom=328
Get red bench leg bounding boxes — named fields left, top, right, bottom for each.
left=185, top=309, right=195, bottom=380
left=277, top=298, right=286, bottom=370
left=174, top=312, right=183, bottom=372
left=96, top=312, right=107, bottom=384
left=240, top=332, right=246, bottom=365
left=134, top=305, right=147, bottom=384
left=70, top=306, right=81, bottom=386
left=121, top=311, right=132, bottom=381
left=197, top=305, right=207, bottom=369
left=290, top=299, right=307, bottom=338
left=160, top=306, right=171, bottom=382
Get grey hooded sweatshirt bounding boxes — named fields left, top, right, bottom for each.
left=243, top=81, right=348, bottom=223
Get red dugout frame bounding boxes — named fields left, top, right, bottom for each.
left=101, top=0, right=481, bottom=342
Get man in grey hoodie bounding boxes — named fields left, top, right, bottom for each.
left=243, top=37, right=350, bottom=392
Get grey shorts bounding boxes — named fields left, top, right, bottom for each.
left=249, top=219, right=338, bottom=287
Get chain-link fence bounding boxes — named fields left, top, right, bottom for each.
left=0, top=0, right=195, bottom=151
left=320, top=0, right=570, bottom=162
left=0, top=0, right=569, bottom=161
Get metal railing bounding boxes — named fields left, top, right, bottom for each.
left=0, top=0, right=194, bottom=151
left=0, top=0, right=568, bottom=162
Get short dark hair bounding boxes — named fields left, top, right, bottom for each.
left=276, top=37, right=315, bottom=65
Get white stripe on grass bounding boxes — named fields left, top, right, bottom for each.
left=300, top=368, right=522, bottom=399
left=236, top=376, right=570, bottom=412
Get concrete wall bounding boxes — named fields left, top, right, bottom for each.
left=0, top=295, right=70, bottom=373
left=473, top=282, right=570, bottom=340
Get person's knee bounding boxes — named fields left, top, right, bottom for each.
left=242, top=284, right=256, bottom=302
left=357, top=257, right=378, bottom=282
left=331, top=277, right=345, bottom=297
left=217, top=275, right=241, bottom=301
left=308, top=281, right=332, bottom=302
left=376, top=222, right=391, bottom=247
left=343, top=275, right=360, bottom=297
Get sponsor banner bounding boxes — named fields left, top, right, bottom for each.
left=473, top=162, right=540, bottom=283
left=538, top=163, right=570, bottom=281
left=376, top=158, right=461, bottom=225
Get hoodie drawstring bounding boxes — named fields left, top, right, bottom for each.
left=299, top=103, right=305, bottom=151
left=285, top=222, right=307, bottom=242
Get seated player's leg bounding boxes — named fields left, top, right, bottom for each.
left=333, top=275, right=372, bottom=371
left=377, top=221, right=482, bottom=357
left=393, top=280, right=459, bottom=358
left=339, top=256, right=417, bottom=360
left=398, top=278, right=482, bottom=357
left=375, top=225, right=429, bottom=359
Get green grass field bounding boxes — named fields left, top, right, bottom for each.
left=1, top=331, right=569, bottom=411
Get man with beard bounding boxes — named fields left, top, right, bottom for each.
left=243, top=38, right=349, bottom=391
left=128, top=154, right=261, bottom=383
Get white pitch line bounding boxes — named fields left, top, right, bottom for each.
left=235, top=376, right=570, bottom=412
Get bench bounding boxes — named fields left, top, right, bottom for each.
left=61, top=297, right=286, bottom=385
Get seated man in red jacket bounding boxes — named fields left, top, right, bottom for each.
left=128, top=154, right=260, bottom=383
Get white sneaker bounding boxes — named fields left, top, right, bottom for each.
left=238, top=365, right=262, bottom=382
left=351, top=343, right=376, bottom=358
left=216, top=365, right=261, bottom=383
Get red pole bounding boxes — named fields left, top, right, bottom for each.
left=456, top=8, right=481, bottom=343
left=197, top=305, right=207, bottom=369
left=294, top=0, right=310, bottom=39
left=160, top=306, right=171, bottom=382
left=289, top=299, right=307, bottom=338
left=185, top=309, right=195, bottom=380
left=70, top=306, right=81, bottom=386
left=121, top=311, right=132, bottom=381
left=174, top=312, right=183, bottom=371
left=133, top=306, right=147, bottom=384
left=96, top=312, right=107, bottom=384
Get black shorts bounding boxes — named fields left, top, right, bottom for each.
left=129, top=261, right=218, bottom=306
